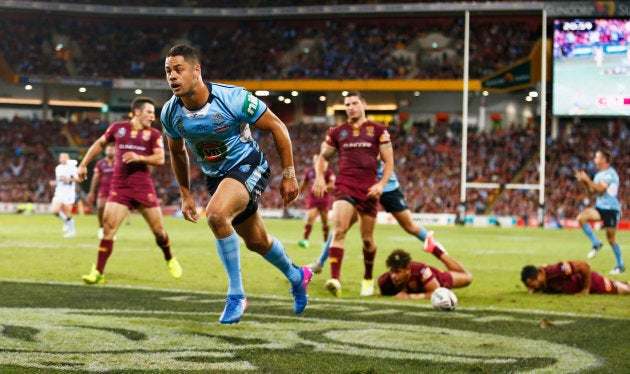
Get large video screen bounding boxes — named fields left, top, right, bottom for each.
left=553, top=18, right=630, bottom=116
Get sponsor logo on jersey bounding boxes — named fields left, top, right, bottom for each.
left=118, top=127, right=126, bottom=137
left=242, top=91, right=259, bottom=118
left=340, top=130, right=349, bottom=139
left=156, top=137, right=164, bottom=148
left=215, top=126, right=230, bottom=134
left=342, top=142, right=372, bottom=149
left=196, top=140, right=228, bottom=162
left=239, top=164, right=251, bottom=173
left=193, top=124, right=210, bottom=133
left=353, top=129, right=360, bottom=137
left=131, top=130, right=137, bottom=139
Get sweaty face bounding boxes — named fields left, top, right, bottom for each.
left=135, top=104, right=156, bottom=128
left=389, top=266, right=411, bottom=288
left=344, top=95, right=365, bottom=122
left=165, top=55, right=198, bottom=98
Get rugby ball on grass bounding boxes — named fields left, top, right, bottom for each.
left=430, top=287, right=458, bottom=311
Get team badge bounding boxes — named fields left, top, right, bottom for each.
left=379, top=130, right=391, bottom=143
left=142, top=130, right=151, bottom=141
left=239, top=164, right=251, bottom=173
left=175, top=118, right=186, bottom=136
left=366, top=126, right=374, bottom=137
left=213, top=112, right=224, bottom=125
left=196, top=140, right=228, bottom=162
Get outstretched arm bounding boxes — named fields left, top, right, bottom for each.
left=166, top=135, right=197, bottom=223
left=253, top=110, right=299, bottom=205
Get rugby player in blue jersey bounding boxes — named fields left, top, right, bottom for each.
left=161, top=44, right=312, bottom=324
left=575, top=149, right=624, bottom=274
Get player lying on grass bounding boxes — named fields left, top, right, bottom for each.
left=521, top=260, right=630, bottom=295
left=377, top=234, right=473, bottom=299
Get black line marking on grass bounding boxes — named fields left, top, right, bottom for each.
left=2, top=325, right=39, bottom=342
left=70, top=325, right=147, bottom=341
left=191, top=332, right=269, bottom=346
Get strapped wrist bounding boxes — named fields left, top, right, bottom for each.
left=282, top=166, right=296, bottom=179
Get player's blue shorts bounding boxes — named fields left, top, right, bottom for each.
left=204, top=150, right=270, bottom=225
left=379, top=188, right=409, bottom=213
left=596, top=208, right=620, bottom=228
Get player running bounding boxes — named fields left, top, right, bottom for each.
left=78, top=97, right=182, bottom=285
left=298, top=154, right=335, bottom=248
left=162, top=44, right=311, bottom=324
left=575, top=149, right=624, bottom=274
left=312, top=90, right=394, bottom=297
left=50, top=152, right=80, bottom=238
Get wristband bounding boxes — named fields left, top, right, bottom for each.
left=282, top=166, right=296, bottom=179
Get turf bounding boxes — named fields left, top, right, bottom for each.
left=0, top=214, right=628, bottom=373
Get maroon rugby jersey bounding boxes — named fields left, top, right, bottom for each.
left=104, top=121, right=163, bottom=188
left=542, top=261, right=617, bottom=294
left=325, top=121, right=390, bottom=198
left=94, top=157, right=114, bottom=196
left=378, top=262, right=452, bottom=296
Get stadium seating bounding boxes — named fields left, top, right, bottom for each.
left=0, top=12, right=540, bottom=80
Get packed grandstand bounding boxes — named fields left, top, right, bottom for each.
left=0, top=1, right=627, bottom=225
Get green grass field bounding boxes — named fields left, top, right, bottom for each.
left=1, top=214, right=629, bottom=373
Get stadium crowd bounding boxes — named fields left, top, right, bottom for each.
left=2, top=115, right=627, bottom=222
left=0, top=12, right=540, bottom=80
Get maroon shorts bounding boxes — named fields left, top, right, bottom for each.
left=307, top=195, right=332, bottom=211
left=590, top=272, right=618, bottom=294
left=334, top=184, right=378, bottom=218
left=98, top=187, right=111, bottom=200
left=434, top=269, right=454, bottom=289
left=108, top=185, right=159, bottom=208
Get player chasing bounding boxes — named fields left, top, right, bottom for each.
left=312, top=91, right=394, bottom=298
left=308, top=160, right=438, bottom=286
left=377, top=235, right=473, bottom=299
left=298, top=154, right=335, bottom=248
left=50, top=152, right=80, bottom=238
left=162, top=44, right=311, bottom=324
left=87, top=143, right=115, bottom=239
left=78, top=97, right=182, bottom=285
left=521, top=260, right=630, bottom=295
left=575, top=149, right=624, bottom=274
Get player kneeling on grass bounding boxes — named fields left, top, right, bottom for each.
left=521, top=260, right=630, bottom=295
left=377, top=233, right=473, bottom=300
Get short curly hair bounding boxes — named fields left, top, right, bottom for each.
left=386, top=249, right=411, bottom=269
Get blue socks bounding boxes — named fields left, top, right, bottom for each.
left=581, top=223, right=601, bottom=247
left=216, top=233, right=245, bottom=296
left=418, top=227, right=428, bottom=241
left=263, top=237, right=301, bottom=284
left=612, top=243, right=624, bottom=268
left=317, top=233, right=333, bottom=266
